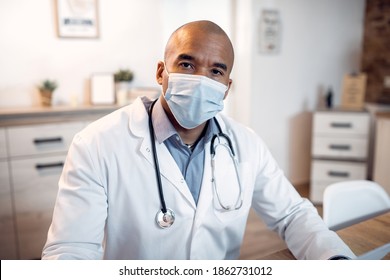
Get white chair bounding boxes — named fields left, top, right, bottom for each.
left=323, top=180, right=390, bottom=230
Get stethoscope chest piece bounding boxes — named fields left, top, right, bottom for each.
left=156, top=208, right=175, bottom=228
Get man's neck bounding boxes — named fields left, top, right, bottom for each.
left=159, top=96, right=207, bottom=145
left=176, top=123, right=208, bottom=146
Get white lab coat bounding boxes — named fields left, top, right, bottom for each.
left=42, top=97, right=355, bottom=260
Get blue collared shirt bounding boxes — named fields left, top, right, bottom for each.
left=150, top=99, right=218, bottom=204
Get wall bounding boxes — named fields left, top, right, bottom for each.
left=237, top=0, right=366, bottom=184
left=0, top=0, right=367, bottom=186
left=161, top=0, right=366, bottom=185
left=0, top=0, right=164, bottom=107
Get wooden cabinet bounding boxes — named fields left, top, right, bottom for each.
left=373, top=114, right=390, bottom=195
left=310, top=110, right=370, bottom=204
left=0, top=128, right=7, bottom=158
left=9, top=122, right=84, bottom=259
left=0, top=105, right=118, bottom=259
left=0, top=127, right=18, bottom=259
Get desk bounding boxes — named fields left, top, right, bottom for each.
left=259, top=212, right=390, bottom=260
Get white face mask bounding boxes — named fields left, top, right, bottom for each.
left=163, top=68, right=228, bottom=129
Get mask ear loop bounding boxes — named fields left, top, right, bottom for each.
left=163, top=61, right=170, bottom=76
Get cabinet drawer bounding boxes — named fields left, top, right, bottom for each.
left=11, top=154, right=64, bottom=259
left=11, top=155, right=63, bottom=213
left=310, top=160, right=367, bottom=204
left=311, top=160, right=367, bottom=181
left=313, top=112, right=370, bottom=136
left=7, top=122, right=84, bottom=157
left=312, top=136, right=368, bottom=159
left=0, top=128, right=7, bottom=159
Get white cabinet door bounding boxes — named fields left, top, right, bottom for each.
left=11, top=154, right=65, bottom=259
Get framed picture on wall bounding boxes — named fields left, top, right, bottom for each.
left=341, top=73, right=367, bottom=110
left=55, top=0, right=99, bottom=38
left=258, top=9, right=281, bottom=54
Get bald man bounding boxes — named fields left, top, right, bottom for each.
left=42, top=20, right=355, bottom=260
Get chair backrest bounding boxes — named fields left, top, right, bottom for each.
left=323, top=180, right=390, bottom=230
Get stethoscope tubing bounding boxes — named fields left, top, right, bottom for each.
left=148, top=99, right=243, bottom=226
left=148, top=100, right=168, bottom=214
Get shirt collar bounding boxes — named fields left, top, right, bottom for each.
left=151, top=99, right=176, bottom=144
left=151, top=99, right=220, bottom=145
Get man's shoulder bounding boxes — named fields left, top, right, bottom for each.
left=78, top=98, right=146, bottom=140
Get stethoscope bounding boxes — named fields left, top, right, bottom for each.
left=148, top=100, right=243, bottom=229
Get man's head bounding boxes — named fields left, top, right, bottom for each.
left=156, top=20, right=234, bottom=97
left=156, top=20, right=234, bottom=131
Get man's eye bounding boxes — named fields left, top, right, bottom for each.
left=211, top=69, right=223, bottom=76
left=180, top=62, right=193, bottom=69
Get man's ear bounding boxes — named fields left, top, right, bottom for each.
left=224, top=79, right=233, bottom=99
left=156, top=61, right=165, bottom=85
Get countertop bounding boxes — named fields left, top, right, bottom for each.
left=376, top=112, right=390, bottom=119
left=0, top=104, right=121, bottom=126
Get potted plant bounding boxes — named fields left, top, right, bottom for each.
left=38, top=79, right=58, bottom=106
left=114, top=69, right=134, bottom=83
left=114, top=69, right=134, bottom=105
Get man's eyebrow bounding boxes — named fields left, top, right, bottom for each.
left=213, top=62, right=227, bottom=71
left=177, top=54, right=194, bottom=60
left=177, top=53, right=227, bottom=71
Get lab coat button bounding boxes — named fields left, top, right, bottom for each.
left=146, top=147, right=151, bottom=153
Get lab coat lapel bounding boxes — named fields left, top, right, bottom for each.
left=131, top=98, right=195, bottom=209
left=155, top=140, right=196, bottom=208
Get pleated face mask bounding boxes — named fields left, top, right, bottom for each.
left=163, top=70, right=228, bottom=129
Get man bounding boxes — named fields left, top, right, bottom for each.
left=42, top=20, right=354, bottom=260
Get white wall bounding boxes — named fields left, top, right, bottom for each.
left=0, top=0, right=366, bottom=185
left=0, top=0, right=164, bottom=107
left=230, top=0, right=366, bottom=184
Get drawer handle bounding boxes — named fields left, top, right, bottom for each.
left=35, top=162, right=64, bottom=169
left=329, top=144, right=351, bottom=150
left=328, top=171, right=350, bottom=178
left=33, top=137, right=63, bottom=144
left=330, top=122, right=352, bottom=128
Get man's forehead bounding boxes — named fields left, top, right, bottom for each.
left=165, top=25, right=234, bottom=70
